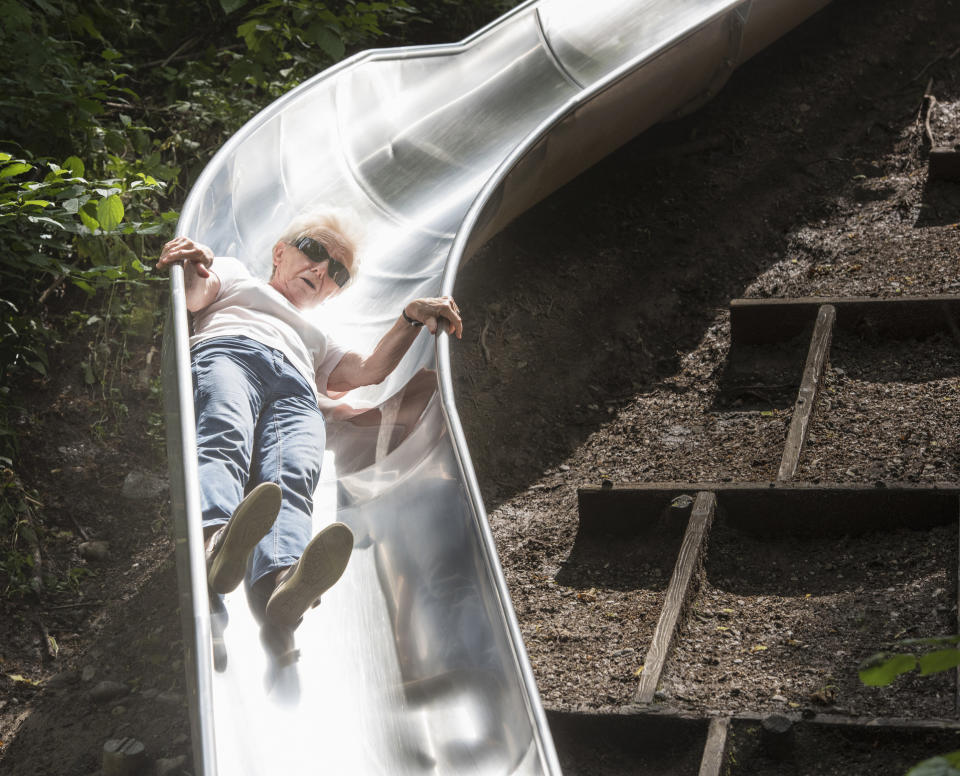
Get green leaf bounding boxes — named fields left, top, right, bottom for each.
left=313, top=26, right=346, bottom=61
left=859, top=652, right=917, bottom=686
left=62, top=157, right=85, bottom=177
left=104, top=131, right=126, bottom=154
left=72, top=13, right=104, bottom=40
left=919, top=649, right=960, bottom=676
left=220, top=0, right=248, bottom=13
left=79, top=209, right=99, bottom=233
left=907, top=752, right=960, bottom=776
left=21, top=200, right=51, bottom=208
left=1, top=163, right=33, bottom=179
left=26, top=215, right=69, bottom=229
left=32, top=0, right=60, bottom=15
left=237, top=19, right=261, bottom=49
left=96, top=195, right=124, bottom=231
left=76, top=97, right=103, bottom=116
left=0, top=152, right=11, bottom=163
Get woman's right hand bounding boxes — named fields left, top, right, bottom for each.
left=157, top=237, right=214, bottom=278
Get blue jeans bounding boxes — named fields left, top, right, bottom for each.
left=191, top=336, right=325, bottom=586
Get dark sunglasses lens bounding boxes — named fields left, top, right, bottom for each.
left=328, top=259, right=350, bottom=288
left=295, top=237, right=350, bottom=287
left=294, top=236, right=329, bottom=263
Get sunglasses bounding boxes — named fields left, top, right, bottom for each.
left=292, top=236, right=351, bottom=288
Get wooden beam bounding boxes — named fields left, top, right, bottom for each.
left=734, top=710, right=960, bottom=731
left=729, top=295, right=960, bottom=345
left=577, top=483, right=960, bottom=538
left=698, top=716, right=731, bottom=776
left=778, top=304, right=835, bottom=481
left=637, top=491, right=716, bottom=704
left=930, top=147, right=960, bottom=181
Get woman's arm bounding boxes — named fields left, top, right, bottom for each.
left=156, top=237, right=221, bottom=312
left=326, top=296, right=462, bottom=393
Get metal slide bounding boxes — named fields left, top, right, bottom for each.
left=162, top=1, right=831, bottom=773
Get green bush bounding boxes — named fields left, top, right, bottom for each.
left=0, top=152, right=169, bottom=410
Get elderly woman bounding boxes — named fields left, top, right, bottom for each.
left=158, top=214, right=462, bottom=637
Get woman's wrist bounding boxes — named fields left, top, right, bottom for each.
left=402, top=307, right=423, bottom=327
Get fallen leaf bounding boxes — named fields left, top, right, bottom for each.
left=5, top=673, right=39, bottom=685
left=810, top=685, right=837, bottom=704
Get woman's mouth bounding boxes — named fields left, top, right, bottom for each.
left=302, top=277, right=316, bottom=290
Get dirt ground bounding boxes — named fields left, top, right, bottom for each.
left=1, top=0, right=959, bottom=773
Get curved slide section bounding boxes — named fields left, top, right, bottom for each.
left=162, top=2, right=831, bottom=773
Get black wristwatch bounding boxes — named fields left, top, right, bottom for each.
left=402, top=308, right=423, bottom=327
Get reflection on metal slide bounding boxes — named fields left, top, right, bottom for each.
left=162, top=1, right=831, bottom=773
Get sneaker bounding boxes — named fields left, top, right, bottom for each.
left=265, top=522, right=354, bottom=627
left=207, top=482, right=282, bottom=594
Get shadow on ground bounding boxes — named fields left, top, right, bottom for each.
left=451, top=0, right=947, bottom=506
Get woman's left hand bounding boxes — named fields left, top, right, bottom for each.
left=404, top=296, right=463, bottom=339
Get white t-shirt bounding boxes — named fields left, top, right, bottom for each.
left=189, top=256, right=347, bottom=398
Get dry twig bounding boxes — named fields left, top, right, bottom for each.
left=38, top=274, right=65, bottom=305
left=919, top=78, right=938, bottom=147
left=480, top=319, right=491, bottom=364
left=911, top=46, right=960, bottom=83
left=67, top=512, right=91, bottom=543
left=48, top=601, right=103, bottom=610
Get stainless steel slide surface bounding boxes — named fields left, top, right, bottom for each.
left=162, top=2, right=831, bottom=773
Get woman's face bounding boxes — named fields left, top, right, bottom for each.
left=269, top=236, right=353, bottom=309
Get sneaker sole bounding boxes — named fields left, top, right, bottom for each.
left=208, top=482, right=282, bottom=594
left=266, top=523, right=354, bottom=627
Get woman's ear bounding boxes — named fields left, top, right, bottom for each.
left=272, top=240, right=286, bottom=268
